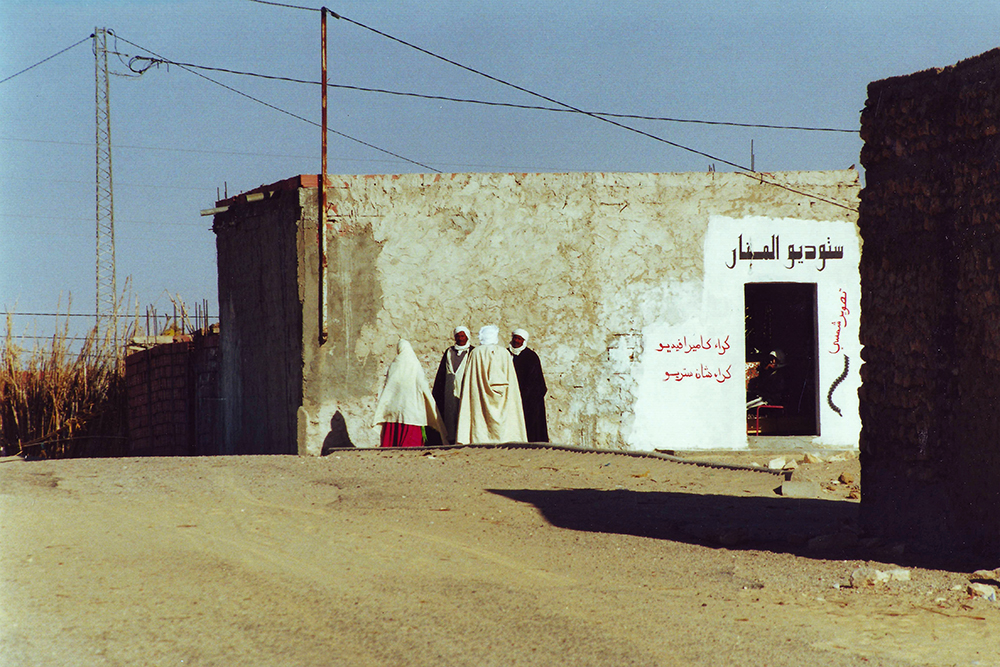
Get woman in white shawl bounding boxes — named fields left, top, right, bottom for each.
left=373, top=340, right=447, bottom=447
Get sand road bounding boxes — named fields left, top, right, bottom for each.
left=1, top=446, right=997, bottom=666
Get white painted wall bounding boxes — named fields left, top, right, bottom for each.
left=630, top=215, right=862, bottom=450
left=297, top=171, right=860, bottom=452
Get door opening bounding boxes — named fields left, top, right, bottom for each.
left=744, top=282, right=818, bottom=436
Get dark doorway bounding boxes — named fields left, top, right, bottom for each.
left=744, top=283, right=818, bottom=436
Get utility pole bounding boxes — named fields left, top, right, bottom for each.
left=94, top=27, right=119, bottom=357
left=318, top=9, right=329, bottom=345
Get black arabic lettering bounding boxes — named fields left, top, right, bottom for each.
left=787, top=244, right=802, bottom=269
left=730, top=233, right=852, bottom=269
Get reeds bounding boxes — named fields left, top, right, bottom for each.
left=0, top=313, right=128, bottom=458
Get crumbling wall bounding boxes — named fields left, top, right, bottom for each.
left=859, top=48, right=1000, bottom=557
left=299, top=171, right=859, bottom=452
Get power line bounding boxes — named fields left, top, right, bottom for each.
left=248, top=0, right=316, bottom=11
left=5, top=335, right=102, bottom=342
left=0, top=212, right=212, bottom=227
left=4, top=175, right=217, bottom=193
left=4, top=311, right=215, bottom=319
left=0, top=35, right=93, bottom=85
left=0, top=135, right=315, bottom=160
left=337, top=11, right=858, bottom=208
left=124, top=54, right=856, bottom=134
left=5, top=312, right=98, bottom=318
left=0, top=136, right=564, bottom=172
left=109, top=32, right=440, bottom=173
left=248, top=1, right=858, bottom=211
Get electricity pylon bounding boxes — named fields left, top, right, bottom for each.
left=93, top=27, right=118, bottom=355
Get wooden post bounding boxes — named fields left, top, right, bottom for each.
left=319, top=7, right=329, bottom=345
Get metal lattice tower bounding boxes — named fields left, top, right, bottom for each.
left=94, top=28, right=118, bottom=350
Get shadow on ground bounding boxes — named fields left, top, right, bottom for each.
left=489, top=488, right=981, bottom=571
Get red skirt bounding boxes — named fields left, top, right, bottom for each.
left=380, top=422, right=424, bottom=448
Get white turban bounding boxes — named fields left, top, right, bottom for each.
left=478, top=325, right=500, bottom=346
left=453, top=326, right=471, bottom=352
left=510, top=328, right=529, bottom=355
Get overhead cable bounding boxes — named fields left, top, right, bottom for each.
left=247, top=1, right=858, bottom=211
left=247, top=0, right=315, bottom=10
left=5, top=312, right=103, bottom=319
left=0, top=136, right=554, bottom=172
left=125, top=54, right=856, bottom=134
left=336, top=11, right=859, bottom=210
left=111, top=32, right=440, bottom=173
left=0, top=35, right=93, bottom=85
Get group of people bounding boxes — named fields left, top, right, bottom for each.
left=372, top=325, right=549, bottom=447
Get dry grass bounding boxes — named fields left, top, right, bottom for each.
left=0, top=314, right=128, bottom=458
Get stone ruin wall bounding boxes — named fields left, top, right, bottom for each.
left=859, top=49, right=1000, bottom=556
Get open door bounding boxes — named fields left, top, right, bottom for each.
left=744, top=282, right=818, bottom=436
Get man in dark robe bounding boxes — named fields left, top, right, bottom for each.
left=746, top=349, right=789, bottom=408
left=431, top=326, right=473, bottom=444
left=508, top=328, right=549, bottom=443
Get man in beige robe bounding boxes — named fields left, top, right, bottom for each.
left=454, top=325, right=527, bottom=444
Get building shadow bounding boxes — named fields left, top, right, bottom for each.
left=488, top=488, right=986, bottom=572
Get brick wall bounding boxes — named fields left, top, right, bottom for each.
left=191, top=331, right=223, bottom=455
left=859, top=48, right=1000, bottom=558
left=126, top=331, right=222, bottom=456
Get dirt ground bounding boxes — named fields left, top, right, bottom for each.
left=1, top=445, right=998, bottom=667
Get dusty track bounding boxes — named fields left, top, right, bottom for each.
left=1, top=447, right=997, bottom=666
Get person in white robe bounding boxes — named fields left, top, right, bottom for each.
left=454, top=325, right=527, bottom=444
left=372, top=339, right=447, bottom=447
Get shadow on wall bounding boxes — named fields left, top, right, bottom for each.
left=488, top=488, right=989, bottom=572
left=321, top=411, right=355, bottom=453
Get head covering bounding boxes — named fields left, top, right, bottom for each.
left=509, top=328, right=529, bottom=356
left=769, top=349, right=787, bottom=368
left=372, top=339, right=446, bottom=437
left=478, top=325, right=500, bottom=346
left=453, top=326, right=471, bottom=352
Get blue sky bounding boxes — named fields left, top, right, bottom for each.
left=2, top=0, right=999, bottom=343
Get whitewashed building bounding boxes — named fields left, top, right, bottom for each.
left=210, top=169, right=861, bottom=454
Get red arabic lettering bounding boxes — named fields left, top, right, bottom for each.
left=656, top=335, right=731, bottom=356
left=829, top=289, right=849, bottom=354
left=663, top=364, right=733, bottom=383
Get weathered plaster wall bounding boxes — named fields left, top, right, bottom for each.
left=214, top=191, right=303, bottom=454
left=296, top=171, right=859, bottom=453
left=859, top=48, right=1000, bottom=557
